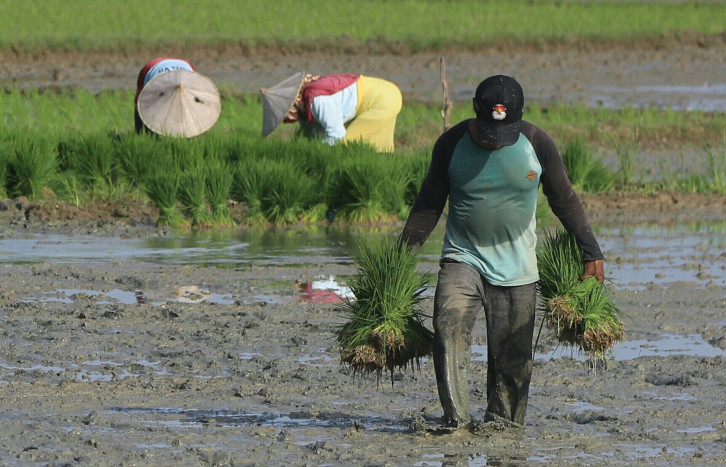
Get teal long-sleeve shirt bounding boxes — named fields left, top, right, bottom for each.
left=401, top=119, right=603, bottom=286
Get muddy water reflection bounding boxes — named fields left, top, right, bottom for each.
left=3, top=221, right=725, bottom=356
left=2, top=222, right=724, bottom=285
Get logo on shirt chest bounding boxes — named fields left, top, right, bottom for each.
left=526, top=170, right=537, bottom=181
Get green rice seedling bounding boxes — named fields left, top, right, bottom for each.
left=583, top=159, right=614, bottom=194
left=114, top=134, right=161, bottom=189
left=562, top=137, right=593, bottom=189
left=537, top=229, right=582, bottom=299
left=611, top=134, right=639, bottom=187
left=703, top=133, right=726, bottom=193
left=205, top=160, right=235, bottom=227
left=399, top=151, right=431, bottom=206
left=535, top=190, right=552, bottom=226
left=60, top=133, right=119, bottom=199
left=561, top=137, right=614, bottom=193
left=0, top=140, right=9, bottom=198
left=300, top=203, right=330, bottom=224
left=536, top=228, right=624, bottom=366
left=179, top=169, right=212, bottom=227
left=337, top=235, right=433, bottom=382
left=5, top=135, right=58, bottom=199
left=382, top=164, right=413, bottom=221
left=52, top=173, right=83, bottom=206
left=142, top=158, right=187, bottom=228
left=232, top=159, right=272, bottom=224
left=261, top=162, right=317, bottom=226
left=330, top=157, right=390, bottom=223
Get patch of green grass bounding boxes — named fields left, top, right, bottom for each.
left=561, top=136, right=614, bottom=193
left=3, top=1, right=724, bottom=52
left=2, top=87, right=725, bottom=225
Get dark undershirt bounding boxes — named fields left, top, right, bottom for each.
left=401, top=119, right=604, bottom=262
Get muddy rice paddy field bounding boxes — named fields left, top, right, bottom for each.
left=1, top=38, right=726, bottom=466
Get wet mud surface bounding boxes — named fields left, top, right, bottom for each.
left=2, top=38, right=726, bottom=465
left=1, top=199, right=726, bottom=466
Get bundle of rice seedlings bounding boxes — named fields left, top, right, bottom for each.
left=331, top=159, right=388, bottom=223
left=205, top=160, right=235, bottom=227
left=261, top=162, right=317, bottom=225
left=232, top=159, right=270, bottom=225
left=178, top=169, right=211, bottom=227
left=143, top=162, right=188, bottom=228
left=336, top=236, right=433, bottom=382
left=537, top=228, right=624, bottom=364
left=114, top=134, right=157, bottom=189
left=65, top=134, right=118, bottom=188
left=6, top=135, right=58, bottom=198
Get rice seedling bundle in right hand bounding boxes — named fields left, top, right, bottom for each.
left=537, top=229, right=624, bottom=362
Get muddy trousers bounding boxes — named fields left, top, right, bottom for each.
left=433, top=260, right=537, bottom=426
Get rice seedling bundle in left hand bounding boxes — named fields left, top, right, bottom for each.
left=336, top=236, right=433, bottom=381
left=537, top=228, right=624, bottom=364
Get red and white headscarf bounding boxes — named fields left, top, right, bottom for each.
left=283, top=73, right=321, bottom=123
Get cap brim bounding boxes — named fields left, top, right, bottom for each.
left=475, top=119, right=521, bottom=147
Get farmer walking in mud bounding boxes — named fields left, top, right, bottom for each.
left=261, top=72, right=403, bottom=153
left=400, top=75, right=606, bottom=428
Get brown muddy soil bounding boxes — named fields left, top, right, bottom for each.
left=1, top=199, right=726, bottom=466
left=2, top=187, right=726, bottom=466
left=2, top=38, right=726, bottom=466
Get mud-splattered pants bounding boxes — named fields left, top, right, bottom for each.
left=433, top=259, right=536, bottom=426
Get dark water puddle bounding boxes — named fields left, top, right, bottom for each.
left=106, top=407, right=408, bottom=433
left=0, top=358, right=168, bottom=382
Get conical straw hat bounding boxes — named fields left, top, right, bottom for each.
left=137, top=70, right=221, bottom=138
left=260, top=71, right=304, bottom=136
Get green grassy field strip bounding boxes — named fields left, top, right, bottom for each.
left=2, top=0, right=724, bottom=52
left=2, top=89, right=725, bottom=225
left=2, top=88, right=724, bottom=153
